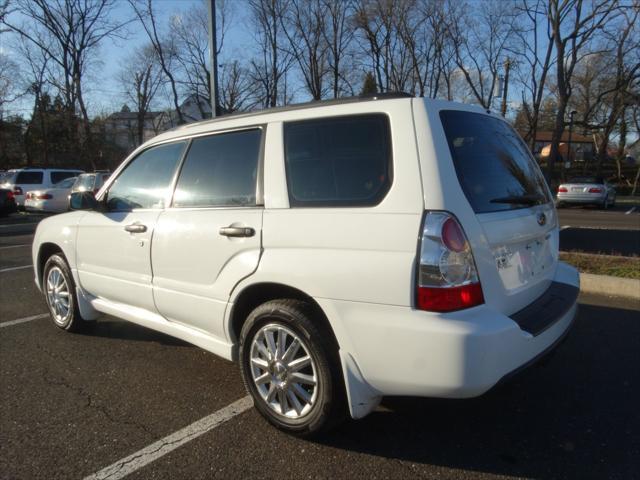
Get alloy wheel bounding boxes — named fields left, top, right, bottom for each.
left=249, top=324, right=318, bottom=419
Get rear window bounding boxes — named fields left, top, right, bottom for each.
left=440, top=110, right=551, bottom=213
left=283, top=114, right=392, bottom=207
left=568, top=176, right=602, bottom=184
left=51, top=171, right=79, bottom=184
left=15, top=171, right=44, bottom=184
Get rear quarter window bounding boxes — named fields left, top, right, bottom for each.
left=50, top=171, right=79, bottom=184
left=440, top=110, right=551, bottom=213
left=283, top=114, right=392, bottom=207
left=15, top=171, right=44, bottom=184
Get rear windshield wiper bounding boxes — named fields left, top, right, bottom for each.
left=489, top=194, right=545, bottom=206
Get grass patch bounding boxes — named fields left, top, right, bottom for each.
left=560, top=251, right=640, bottom=279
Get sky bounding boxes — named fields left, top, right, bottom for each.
left=2, top=0, right=253, bottom=118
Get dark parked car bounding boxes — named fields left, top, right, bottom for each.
left=0, top=187, right=18, bottom=217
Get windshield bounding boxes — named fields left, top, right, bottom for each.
left=75, top=174, right=96, bottom=191
left=440, top=110, right=551, bottom=213
left=54, top=177, right=77, bottom=189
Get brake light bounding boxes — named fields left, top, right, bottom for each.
left=416, top=212, right=484, bottom=312
left=589, top=187, right=603, bottom=193
left=6, top=191, right=14, bottom=200
left=558, top=187, right=568, bottom=193
left=13, top=186, right=23, bottom=195
left=36, top=193, right=53, bottom=200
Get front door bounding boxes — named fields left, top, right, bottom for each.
left=76, top=141, right=187, bottom=311
left=151, top=128, right=264, bottom=339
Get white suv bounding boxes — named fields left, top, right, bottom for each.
left=32, top=95, right=579, bottom=435
left=1, top=168, right=84, bottom=208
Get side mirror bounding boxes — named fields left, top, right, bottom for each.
left=69, top=191, right=99, bottom=211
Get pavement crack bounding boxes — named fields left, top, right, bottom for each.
left=35, top=342, right=156, bottom=437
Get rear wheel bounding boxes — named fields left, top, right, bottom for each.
left=43, top=254, right=92, bottom=332
left=239, top=299, right=346, bottom=436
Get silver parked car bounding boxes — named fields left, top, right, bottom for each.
left=556, top=176, right=616, bottom=209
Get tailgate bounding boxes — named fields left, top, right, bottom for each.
left=437, top=108, right=558, bottom=315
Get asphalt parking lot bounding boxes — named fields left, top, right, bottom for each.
left=1, top=211, right=639, bottom=479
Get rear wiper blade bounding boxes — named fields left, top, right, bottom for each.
left=489, top=194, right=545, bottom=205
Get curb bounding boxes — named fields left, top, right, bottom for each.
left=580, top=273, right=640, bottom=300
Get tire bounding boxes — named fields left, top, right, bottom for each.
left=601, top=196, right=609, bottom=210
left=43, top=254, right=92, bottom=332
left=556, top=201, right=564, bottom=209
left=239, top=299, right=346, bottom=436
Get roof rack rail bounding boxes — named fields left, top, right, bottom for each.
left=173, top=91, right=414, bottom=132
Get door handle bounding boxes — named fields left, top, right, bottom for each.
left=124, top=223, right=147, bottom=233
left=219, top=226, right=255, bottom=238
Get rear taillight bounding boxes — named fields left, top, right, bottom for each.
left=589, top=187, right=603, bottom=193
left=13, top=186, right=23, bottom=195
left=6, top=191, right=14, bottom=200
left=558, top=187, right=568, bottom=193
left=37, top=193, right=53, bottom=200
left=416, top=212, right=484, bottom=312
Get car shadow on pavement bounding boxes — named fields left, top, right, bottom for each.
left=317, top=302, right=640, bottom=479
left=82, top=318, right=189, bottom=347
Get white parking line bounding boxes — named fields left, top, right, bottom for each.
left=0, top=313, right=48, bottom=328
left=560, top=225, right=571, bottom=230
left=84, top=396, right=253, bottom=480
left=0, top=265, right=32, bottom=273
left=626, top=207, right=637, bottom=215
left=0, top=243, right=31, bottom=250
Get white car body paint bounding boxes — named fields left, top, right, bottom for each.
left=33, top=97, right=579, bottom=420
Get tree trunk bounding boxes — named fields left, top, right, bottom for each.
left=631, top=166, right=640, bottom=196
left=547, top=98, right=567, bottom=184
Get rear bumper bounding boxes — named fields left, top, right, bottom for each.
left=557, top=193, right=605, bottom=204
left=323, top=262, right=579, bottom=417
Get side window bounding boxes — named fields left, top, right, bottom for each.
left=283, top=114, right=392, bottom=207
left=172, top=129, right=261, bottom=208
left=50, top=171, right=77, bottom=184
left=16, top=171, right=44, bottom=184
left=107, top=141, right=186, bottom=211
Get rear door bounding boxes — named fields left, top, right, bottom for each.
left=151, top=127, right=264, bottom=339
left=437, top=109, right=557, bottom=315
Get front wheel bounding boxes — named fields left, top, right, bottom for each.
left=43, top=254, right=91, bottom=332
left=239, top=299, right=346, bottom=436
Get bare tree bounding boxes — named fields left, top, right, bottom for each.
left=322, top=0, right=355, bottom=98
left=354, top=0, right=413, bottom=93
left=248, top=0, right=293, bottom=108
left=446, top=0, right=519, bottom=109
left=129, top=0, right=185, bottom=125
left=281, top=0, right=328, bottom=100
left=170, top=0, right=232, bottom=118
left=397, top=0, right=452, bottom=98
left=513, top=0, right=555, bottom=149
left=572, top=8, right=639, bottom=176
left=0, top=52, right=21, bottom=116
left=119, top=44, right=163, bottom=145
left=219, top=61, right=254, bottom=113
left=2, top=0, right=127, bottom=167
left=545, top=0, right=621, bottom=180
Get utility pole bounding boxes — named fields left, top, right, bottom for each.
left=207, top=0, right=219, bottom=118
left=500, top=58, right=511, bottom=117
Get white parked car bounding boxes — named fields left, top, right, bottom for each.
left=24, top=176, right=78, bottom=213
left=32, top=94, right=579, bottom=435
left=1, top=168, right=83, bottom=208
left=556, top=176, right=616, bottom=209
